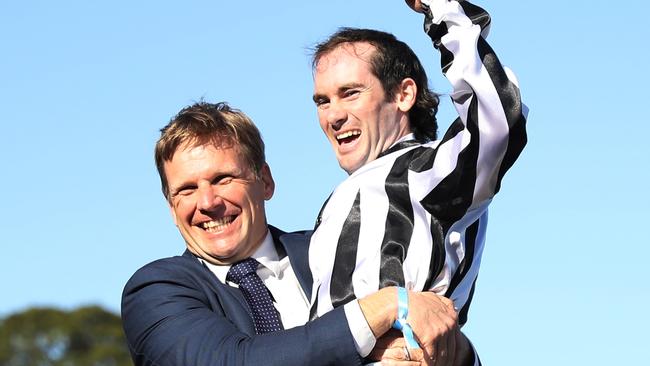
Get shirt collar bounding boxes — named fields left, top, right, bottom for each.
left=394, top=133, right=415, bottom=145
left=199, top=229, right=285, bottom=283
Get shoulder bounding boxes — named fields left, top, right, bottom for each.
left=268, top=225, right=312, bottom=245
left=123, top=252, right=209, bottom=293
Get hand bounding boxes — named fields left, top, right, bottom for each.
left=369, top=330, right=426, bottom=365
left=406, top=292, right=458, bottom=366
left=405, top=0, right=426, bottom=13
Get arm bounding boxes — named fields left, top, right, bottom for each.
left=361, top=289, right=467, bottom=366
left=373, top=0, right=527, bottom=310
left=121, top=257, right=363, bottom=366
left=422, top=1, right=524, bottom=364
left=397, top=0, right=526, bottom=322
left=372, top=330, right=478, bottom=366
left=415, top=0, right=527, bottom=213
left=380, top=1, right=525, bottom=364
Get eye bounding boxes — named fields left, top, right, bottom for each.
left=314, top=97, right=329, bottom=109
left=214, top=175, right=234, bottom=186
left=343, top=89, right=360, bottom=99
left=174, top=185, right=196, bottom=197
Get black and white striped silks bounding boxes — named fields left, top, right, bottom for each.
left=309, top=0, right=528, bottom=329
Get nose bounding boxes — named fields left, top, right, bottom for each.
left=326, top=101, right=347, bottom=131
left=196, top=183, right=223, bottom=211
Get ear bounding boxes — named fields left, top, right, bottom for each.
left=395, top=78, right=417, bottom=113
left=259, top=163, right=275, bottom=200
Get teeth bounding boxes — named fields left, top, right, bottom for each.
left=201, top=216, right=235, bottom=232
left=336, top=130, right=360, bottom=140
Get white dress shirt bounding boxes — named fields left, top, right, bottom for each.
left=199, top=229, right=375, bottom=356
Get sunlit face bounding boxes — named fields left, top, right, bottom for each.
left=313, top=43, right=414, bottom=174
left=164, top=143, right=274, bottom=265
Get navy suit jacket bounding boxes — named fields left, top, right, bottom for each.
left=121, top=226, right=363, bottom=366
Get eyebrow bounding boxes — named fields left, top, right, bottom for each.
left=169, top=182, right=193, bottom=197
left=312, top=82, right=366, bottom=102
left=312, top=93, right=325, bottom=103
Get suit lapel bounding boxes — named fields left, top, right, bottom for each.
left=179, top=227, right=313, bottom=335
left=181, top=250, right=256, bottom=336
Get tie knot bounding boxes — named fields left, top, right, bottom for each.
left=226, top=258, right=260, bottom=284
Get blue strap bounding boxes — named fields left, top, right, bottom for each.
left=392, top=287, right=420, bottom=349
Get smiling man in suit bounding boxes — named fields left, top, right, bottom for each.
left=121, top=101, right=468, bottom=366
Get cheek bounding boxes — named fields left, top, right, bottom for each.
left=317, top=113, right=329, bottom=133
left=175, top=199, right=195, bottom=222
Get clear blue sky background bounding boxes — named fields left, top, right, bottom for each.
left=1, top=1, right=648, bottom=364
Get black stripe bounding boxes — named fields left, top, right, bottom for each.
left=329, top=191, right=361, bottom=308
left=445, top=220, right=478, bottom=296
left=378, top=148, right=425, bottom=288
left=419, top=102, right=480, bottom=225
left=409, top=120, right=465, bottom=174
left=458, top=277, right=476, bottom=327
left=423, top=215, right=446, bottom=290
left=475, top=35, right=527, bottom=194
left=309, top=285, right=319, bottom=321
left=396, top=128, right=470, bottom=289
left=313, top=193, right=332, bottom=231
left=458, top=1, right=491, bottom=31
left=378, top=139, right=420, bottom=159
left=444, top=219, right=479, bottom=326
left=425, top=13, right=449, bottom=51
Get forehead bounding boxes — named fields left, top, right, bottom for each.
left=314, top=42, right=376, bottom=75
left=165, top=142, right=243, bottom=179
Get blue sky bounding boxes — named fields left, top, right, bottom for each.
left=1, top=1, right=648, bottom=364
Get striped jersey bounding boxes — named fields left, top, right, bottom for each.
left=308, top=0, right=528, bottom=329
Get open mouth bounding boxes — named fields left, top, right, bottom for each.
left=200, top=216, right=236, bottom=233
left=336, top=130, right=361, bottom=145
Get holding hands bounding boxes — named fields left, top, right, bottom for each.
left=365, top=290, right=465, bottom=366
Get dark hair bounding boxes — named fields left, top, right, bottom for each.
left=312, top=28, right=439, bottom=142
left=155, top=101, right=265, bottom=200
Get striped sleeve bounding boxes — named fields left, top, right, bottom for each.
left=419, top=0, right=527, bottom=210
left=406, top=0, right=527, bottom=323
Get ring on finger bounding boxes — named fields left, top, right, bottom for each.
left=403, top=346, right=411, bottom=361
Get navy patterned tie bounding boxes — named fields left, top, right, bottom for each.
left=226, top=258, right=283, bottom=334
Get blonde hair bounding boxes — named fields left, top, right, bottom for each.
left=155, top=101, right=265, bottom=200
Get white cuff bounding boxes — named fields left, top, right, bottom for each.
left=343, top=300, right=376, bottom=357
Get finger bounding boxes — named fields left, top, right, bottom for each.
left=406, top=347, right=425, bottom=362
left=411, top=311, right=441, bottom=358
left=431, top=310, right=458, bottom=366
left=371, top=346, right=422, bottom=364
left=376, top=330, right=407, bottom=349
left=380, top=360, right=421, bottom=366
left=369, top=346, right=405, bottom=362
left=434, top=310, right=456, bottom=366
left=417, top=321, right=439, bottom=365
left=404, top=0, right=425, bottom=13
left=439, top=296, right=455, bottom=312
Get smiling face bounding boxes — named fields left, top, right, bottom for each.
left=312, top=42, right=416, bottom=174
left=164, top=142, right=274, bottom=265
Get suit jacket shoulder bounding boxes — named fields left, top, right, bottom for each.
left=121, top=227, right=360, bottom=366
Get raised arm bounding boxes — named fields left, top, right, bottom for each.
left=416, top=0, right=528, bottom=212
left=397, top=0, right=527, bottom=327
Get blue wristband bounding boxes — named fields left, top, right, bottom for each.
left=392, top=287, right=420, bottom=349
